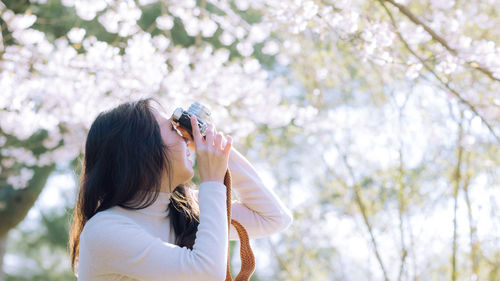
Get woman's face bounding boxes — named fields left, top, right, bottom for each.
left=152, top=109, right=194, bottom=191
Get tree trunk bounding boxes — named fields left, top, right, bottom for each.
left=0, top=164, right=55, bottom=279
left=0, top=165, right=55, bottom=237
left=0, top=234, right=6, bottom=281
left=451, top=113, right=464, bottom=281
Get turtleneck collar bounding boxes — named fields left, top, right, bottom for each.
left=135, top=191, right=172, bottom=217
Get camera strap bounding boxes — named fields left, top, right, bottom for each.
left=224, top=169, right=256, bottom=281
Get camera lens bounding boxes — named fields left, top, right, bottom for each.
left=187, top=102, right=211, bottom=124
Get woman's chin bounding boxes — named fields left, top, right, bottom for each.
left=180, top=172, right=194, bottom=185
left=185, top=162, right=194, bottom=178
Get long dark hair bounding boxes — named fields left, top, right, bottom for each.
left=69, top=98, right=200, bottom=273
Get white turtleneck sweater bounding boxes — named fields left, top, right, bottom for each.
left=77, top=147, right=293, bottom=281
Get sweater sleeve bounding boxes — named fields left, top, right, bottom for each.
left=227, top=147, right=293, bottom=240
left=194, top=147, right=293, bottom=241
left=78, top=181, right=228, bottom=281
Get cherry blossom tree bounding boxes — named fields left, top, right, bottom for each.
left=0, top=1, right=290, bottom=279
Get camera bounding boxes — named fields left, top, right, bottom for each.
left=170, top=102, right=212, bottom=139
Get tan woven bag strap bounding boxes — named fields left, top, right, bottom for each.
left=224, top=169, right=256, bottom=281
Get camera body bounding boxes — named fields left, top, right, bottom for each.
left=171, top=102, right=212, bottom=139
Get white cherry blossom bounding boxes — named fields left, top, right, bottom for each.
left=67, top=28, right=86, bottom=43
left=156, top=15, right=174, bottom=30
left=6, top=14, right=36, bottom=31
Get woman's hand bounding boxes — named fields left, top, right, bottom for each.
left=190, top=115, right=232, bottom=183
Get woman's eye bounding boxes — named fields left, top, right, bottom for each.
left=171, top=124, right=184, bottom=137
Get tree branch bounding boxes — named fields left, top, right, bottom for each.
left=381, top=0, right=500, bottom=83
left=395, top=94, right=409, bottom=281
left=328, top=144, right=391, bottom=281
left=462, top=151, right=479, bottom=278
left=377, top=0, right=500, bottom=142
left=267, top=238, right=295, bottom=279
left=195, top=0, right=207, bottom=47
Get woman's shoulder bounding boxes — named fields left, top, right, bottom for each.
left=78, top=207, right=162, bottom=273
left=85, top=207, right=133, bottom=226
left=80, top=207, right=140, bottom=246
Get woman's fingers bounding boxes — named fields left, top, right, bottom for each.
left=205, top=123, right=215, bottom=146
left=223, top=135, right=232, bottom=155
left=209, top=125, right=228, bottom=153
left=191, top=118, right=229, bottom=155
left=193, top=119, right=232, bottom=183
left=215, top=132, right=223, bottom=150
left=190, top=115, right=203, bottom=147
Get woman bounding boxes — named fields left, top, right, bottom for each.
left=69, top=99, right=293, bottom=281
